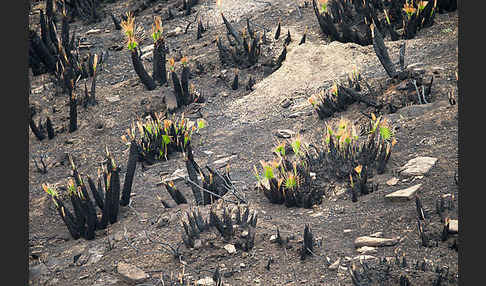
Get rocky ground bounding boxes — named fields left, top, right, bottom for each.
left=28, top=0, right=458, bottom=285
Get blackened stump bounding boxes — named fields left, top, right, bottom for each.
left=153, top=39, right=167, bottom=86
left=130, top=49, right=156, bottom=90
left=120, top=142, right=138, bottom=206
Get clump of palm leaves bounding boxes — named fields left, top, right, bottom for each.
left=310, top=116, right=395, bottom=201
left=124, top=112, right=206, bottom=165
left=217, top=15, right=262, bottom=68
left=254, top=136, right=323, bottom=208
left=42, top=149, right=129, bottom=240
left=181, top=203, right=257, bottom=252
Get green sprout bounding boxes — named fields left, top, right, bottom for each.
left=291, top=137, right=301, bottom=156
left=152, top=16, right=163, bottom=42
left=275, top=142, right=286, bottom=157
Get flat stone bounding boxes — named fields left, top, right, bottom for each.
left=448, top=219, right=458, bottom=233
left=106, top=95, right=120, bottom=103
left=224, top=244, right=236, bottom=254
left=385, top=184, right=422, bottom=202
left=354, top=236, right=399, bottom=248
left=399, top=157, right=437, bottom=176
left=343, top=229, right=352, bottom=234
left=356, top=246, right=378, bottom=254
left=196, top=277, right=215, bottom=286
left=117, top=262, right=149, bottom=282
left=386, top=177, right=399, bottom=186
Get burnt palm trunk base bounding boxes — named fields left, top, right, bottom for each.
left=131, top=49, right=156, bottom=90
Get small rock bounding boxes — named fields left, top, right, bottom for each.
left=356, top=246, right=378, bottom=254
left=167, top=27, right=183, bottom=37
left=288, top=111, right=306, bottom=118
left=269, top=234, right=278, bottom=243
left=224, top=244, right=236, bottom=254
left=328, top=258, right=341, bottom=270
left=32, top=86, right=44, bottom=94
left=399, top=157, right=437, bottom=177
left=117, top=262, right=149, bottom=282
left=353, top=255, right=378, bottom=261
left=156, top=216, right=170, bottom=228
left=194, top=239, right=203, bottom=249
left=386, top=177, right=399, bottom=186
left=241, top=230, right=249, bottom=238
left=196, top=277, right=215, bottom=286
left=385, top=184, right=422, bottom=202
left=343, top=229, right=352, bottom=234
left=354, top=236, right=399, bottom=248
left=310, top=172, right=316, bottom=180
left=310, top=212, right=323, bottom=218
left=281, top=98, right=292, bottom=108
left=213, top=155, right=237, bottom=168
left=240, top=263, right=246, bottom=268
left=275, top=129, right=295, bottom=138
left=106, top=95, right=120, bottom=103
left=203, top=150, right=214, bottom=155
left=448, top=219, right=458, bottom=233
left=86, top=29, right=102, bottom=35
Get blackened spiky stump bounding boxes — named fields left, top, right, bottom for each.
left=181, top=204, right=257, bottom=252
left=217, top=14, right=262, bottom=68
left=44, top=150, right=132, bottom=241
left=348, top=253, right=458, bottom=286
left=257, top=151, right=322, bottom=209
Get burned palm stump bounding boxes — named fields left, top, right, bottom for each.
left=152, top=17, right=168, bottom=86
left=130, top=48, right=156, bottom=90
left=217, top=14, right=262, bottom=68
left=29, top=116, right=46, bottom=141
left=309, top=117, right=394, bottom=201
left=312, top=0, right=372, bottom=46
left=196, top=18, right=206, bottom=40
left=348, top=254, right=457, bottom=286
left=42, top=149, right=130, bottom=241
left=120, top=141, right=139, bottom=206
left=300, top=224, right=314, bottom=260
left=255, top=137, right=322, bottom=209
left=181, top=204, right=257, bottom=252
left=127, top=113, right=205, bottom=165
